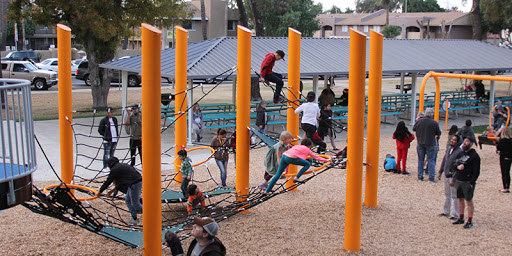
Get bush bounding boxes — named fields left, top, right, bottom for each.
left=382, top=25, right=402, bottom=38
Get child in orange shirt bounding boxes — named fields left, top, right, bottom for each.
left=187, top=184, right=205, bottom=215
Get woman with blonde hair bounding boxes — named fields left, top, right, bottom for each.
left=496, top=126, right=512, bottom=193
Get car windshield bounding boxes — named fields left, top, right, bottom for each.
left=41, top=59, right=52, bottom=65
left=25, top=62, right=38, bottom=71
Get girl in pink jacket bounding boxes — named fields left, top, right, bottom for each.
left=265, top=138, right=330, bottom=193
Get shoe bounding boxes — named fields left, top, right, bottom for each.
left=418, top=177, right=424, bottom=181
left=402, top=171, right=411, bottom=176
left=452, top=217, right=465, bottom=225
left=501, top=189, right=510, bottom=193
left=463, top=221, right=473, bottom=229
left=333, top=147, right=339, bottom=151
left=438, top=213, right=449, bottom=217
left=128, top=219, right=139, bottom=226
left=449, top=216, right=458, bottom=220
left=393, top=170, right=398, bottom=174
left=293, top=178, right=305, bottom=184
left=101, top=167, right=109, bottom=173
left=277, top=96, right=285, bottom=103
left=428, top=179, right=438, bottom=184
left=258, top=184, right=267, bottom=190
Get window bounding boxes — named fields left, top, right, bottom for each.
left=227, top=20, right=237, bottom=31
left=342, top=25, right=348, bottom=32
left=352, top=25, right=358, bottom=31
left=181, top=20, right=195, bottom=30
left=1, top=64, right=7, bottom=70
left=373, top=25, right=381, bottom=33
left=13, top=64, right=26, bottom=72
left=364, top=25, right=369, bottom=32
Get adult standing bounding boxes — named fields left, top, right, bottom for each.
left=186, top=217, right=226, bottom=256
left=413, top=108, right=442, bottom=182
left=98, top=107, right=119, bottom=168
left=260, top=50, right=285, bottom=103
left=125, top=104, right=142, bottom=166
left=451, top=138, right=480, bottom=229
left=192, top=103, right=204, bottom=143
left=437, top=135, right=463, bottom=220
left=295, top=91, right=324, bottom=152
left=96, top=157, right=142, bottom=225
left=496, top=126, right=512, bottom=193
left=210, top=129, right=230, bottom=188
left=318, top=83, right=335, bottom=107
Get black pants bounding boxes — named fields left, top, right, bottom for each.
left=265, top=72, right=284, bottom=101
left=130, top=139, right=142, bottom=166
left=302, top=123, right=326, bottom=153
left=181, top=178, right=191, bottom=198
left=500, top=155, right=511, bottom=189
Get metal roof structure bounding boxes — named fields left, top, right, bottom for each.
left=100, top=37, right=512, bottom=79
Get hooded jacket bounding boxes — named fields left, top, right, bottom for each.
left=453, top=148, right=480, bottom=185
left=186, top=237, right=226, bottom=256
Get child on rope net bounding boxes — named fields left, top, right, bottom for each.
left=265, top=138, right=330, bottom=193
left=258, top=131, right=293, bottom=190
left=187, top=184, right=205, bottom=215
left=178, top=149, right=193, bottom=198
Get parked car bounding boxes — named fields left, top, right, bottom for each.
left=76, top=60, right=141, bottom=86
left=2, top=50, right=40, bottom=62
left=1, top=60, right=58, bottom=90
left=37, top=58, right=79, bottom=75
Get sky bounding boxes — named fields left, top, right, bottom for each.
left=315, top=0, right=472, bottom=13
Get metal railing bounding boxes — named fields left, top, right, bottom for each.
left=0, top=79, right=37, bottom=209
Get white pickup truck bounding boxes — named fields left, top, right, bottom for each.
left=1, top=60, right=58, bottom=90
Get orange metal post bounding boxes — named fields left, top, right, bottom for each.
left=444, top=100, right=450, bottom=131
left=235, top=25, right=252, bottom=210
left=344, top=29, right=367, bottom=252
left=57, top=24, right=73, bottom=186
left=364, top=30, right=383, bottom=208
left=141, top=23, right=162, bottom=256
left=418, top=71, right=432, bottom=113
left=286, top=28, right=301, bottom=190
left=433, top=76, right=441, bottom=122
left=174, top=26, right=188, bottom=184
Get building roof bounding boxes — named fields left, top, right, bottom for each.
left=334, top=11, right=470, bottom=26
left=100, top=37, right=512, bottom=79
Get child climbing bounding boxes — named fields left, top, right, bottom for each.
left=265, top=138, right=330, bottom=193
left=187, top=184, right=205, bottom=215
left=178, top=149, right=193, bottom=198
left=259, top=131, right=293, bottom=190
left=392, top=121, right=414, bottom=175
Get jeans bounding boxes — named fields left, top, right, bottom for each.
left=215, top=160, right=228, bottom=187
left=102, top=141, right=117, bottom=168
left=417, top=144, right=436, bottom=180
left=125, top=181, right=143, bottom=220
left=443, top=177, right=459, bottom=218
left=265, top=155, right=311, bottom=193
left=265, top=72, right=284, bottom=101
left=129, top=139, right=142, bottom=166
left=181, top=178, right=191, bottom=198
left=259, top=127, right=266, bottom=134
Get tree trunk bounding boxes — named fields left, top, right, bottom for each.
left=86, top=38, right=111, bottom=110
left=236, top=0, right=249, bottom=28
left=250, top=77, right=261, bottom=101
left=249, top=0, right=264, bottom=36
left=0, top=0, right=9, bottom=51
left=201, top=0, right=207, bottom=40
left=385, top=0, right=390, bottom=26
left=471, top=0, right=483, bottom=40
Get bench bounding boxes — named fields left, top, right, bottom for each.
left=448, top=105, right=486, bottom=118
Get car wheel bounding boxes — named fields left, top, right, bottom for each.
left=84, top=74, right=91, bottom=86
left=128, top=75, right=140, bottom=87
left=33, top=78, right=48, bottom=90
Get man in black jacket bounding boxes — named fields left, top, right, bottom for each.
left=187, top=217, right=226, bottom=256
left=451, top=138, right=480, bottom=229
left=98, top=107, right=118, bottom=168
left=96, top=157, right=142, bottom=226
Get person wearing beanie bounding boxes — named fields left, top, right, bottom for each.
left=187, top=217, right=226, bottom=256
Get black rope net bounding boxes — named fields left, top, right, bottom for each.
left=22, top=67, right=343, bottom=248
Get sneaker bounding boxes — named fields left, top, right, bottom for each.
left=452, top=217, right=465, bottom=225
left=402, top=171, right=411, bottom=176
left=449, top=216, right=458, bottom=220
left=128, top=219, right=139, bottom=226
left=500, top=189, right=510, bottom=193
left=463, top=221, right=473, bottom=229
left=418, top=177, right=424, bottom=181
left=258, top=184, right=267, bottom=190
left=437, top=213, right=449, bottom=217
left=277, top=96, right=285, bottom=103
left=101, top=167, right=110, bottom=173
left=428, top=179, right=439, bottom=184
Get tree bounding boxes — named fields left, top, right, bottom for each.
left=7, top=19, right=35, bottom=38
left=235, top=0, right=249, bottom=28
left=461, top=0, right=483, bottom=40
left=248, top=0, right=322, bottom=37
left=402, top=0, right=446, bottom=12
left=343, top=7, right=355, bottom=14
left=325, top=5, right=342, bottom=14
left=382, top=25, right=401, bottom=38
left=201, top=0, right=207, bottom=40
left=248, top=0, right=264, bottom=36
left=480, top=0, right=512, bottom=34
left=356, top=0, right=401, bottom=13
left=9, top=0, right=190, bottom=109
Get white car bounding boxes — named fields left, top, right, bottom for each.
left=37, top=58, right=79, bottom=75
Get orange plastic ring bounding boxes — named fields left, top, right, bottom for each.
left=489, top=105, right=510, bottom=127
left=43, top=184, right=100, bottom=201
left=173, top=146, right=216, bottom=168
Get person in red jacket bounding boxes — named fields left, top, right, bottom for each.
left=393, top=121, right=415, bottom=175
left=260, top=50, right=285, bottom=103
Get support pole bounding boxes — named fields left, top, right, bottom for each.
left=141, top=23, right=162, bottom=256
left=364, top=30, right=383, bottom=208
left=57, top=24, right=73, bottom=186
left=174, top=26, right=188, bottom=184
left=286, top=28, right=301, bottom=190
left=235, top=25, right=252, bottom=210
left=410, top=72, right=418, bottom=125
left=344, top=29, right=367, bottom=252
